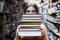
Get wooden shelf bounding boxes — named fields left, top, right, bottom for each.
left=0, top=11, right=11, bottom=15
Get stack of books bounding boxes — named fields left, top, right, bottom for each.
left=17, top=14, right=42, bottom=36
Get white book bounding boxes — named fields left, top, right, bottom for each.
left=18, top=31, right=42, bottom=36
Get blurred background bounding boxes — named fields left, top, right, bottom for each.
left=0, top=0, right=60, bottom=40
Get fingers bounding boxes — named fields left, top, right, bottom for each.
left=40, top=24, right=47, bottom=32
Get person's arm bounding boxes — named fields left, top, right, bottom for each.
left=14, top=33, right=20, bottom=40
left=43, top=27, right=49, bottom=40
left=14, top=26, right=20, bottom=40
left=41, top=24, right=49, bottom=40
